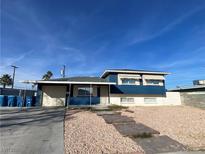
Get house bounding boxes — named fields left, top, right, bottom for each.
left=22, top=69, right=181, bottom=106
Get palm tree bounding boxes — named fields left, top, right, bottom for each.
left=0, top=74, right=13, bottom=88
left=42, top=71, right=53, bottom=80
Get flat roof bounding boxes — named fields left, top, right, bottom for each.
left=169, top=85, right=205, bottom=91
left=101, top=69, right=170, bottom=78
left=49, top=76, right=108, bottom=82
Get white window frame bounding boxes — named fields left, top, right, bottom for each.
left=145, top=79, right=163, bottom=86
left=121, top=78, right=140, bottom=85
left=144, top=98, right=157, bottom=103
left=120, top=97, right=134, bottom=103
left=118, top=74, right=141, bottom=85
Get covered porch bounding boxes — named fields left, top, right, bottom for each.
left=67, top=84, right=111, bottom=106
left=23, top=77, right=116, bottom=106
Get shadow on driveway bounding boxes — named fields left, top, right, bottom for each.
left=0, top=107, right=66, bottom=154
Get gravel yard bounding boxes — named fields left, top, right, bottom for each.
left=64, top=109, right=144, bottom=154
left=122, top=106, right=205, bottom=150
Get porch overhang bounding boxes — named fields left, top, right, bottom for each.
left=20, top=80, right=116, bottom=85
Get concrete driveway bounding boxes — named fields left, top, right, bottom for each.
left=0, top=108, right=65, bottom=154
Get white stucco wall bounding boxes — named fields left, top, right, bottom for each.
left=110, top=92, right=181, bottom=106
left=42, top=85, right=66, bottom=106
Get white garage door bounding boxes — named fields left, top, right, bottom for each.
left=42, top=85, right=66, bottom=106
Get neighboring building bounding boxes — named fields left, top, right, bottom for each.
left=193, top=79, right=205, bottom=86
left=170, top=80, right=205, bottom=109
left=22, top=69, right=181, bottom=106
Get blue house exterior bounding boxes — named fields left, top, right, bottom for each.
left=23, top=69, right=170, bottom=106
left=101, top=69, right=168, bottom=96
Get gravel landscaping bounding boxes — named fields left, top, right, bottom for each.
left=64, top=109, right=144, bottom=154
left=122, top=106, right=205, bottom=150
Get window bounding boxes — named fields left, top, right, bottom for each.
left=120, top=97, right=134, bottom=103
left=121, top=78, right=139, bottom=85
left=146, top=80, right=163, bottom=86
left=144, top=98, right=157, bottom=103
left=78, top=87, right=93, bottom=96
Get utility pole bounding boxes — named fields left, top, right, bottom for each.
left=11, top=65, right=18, bottom=89
left=61, top=65, right=66, bottom=78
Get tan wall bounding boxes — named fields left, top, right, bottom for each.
left=110, top=92, right=181, bottom=106
left=180, top=91, right=205, bottom=108
left=42, top=85, right=66, bottom=106
left=100, top=86, right=109, bottom=105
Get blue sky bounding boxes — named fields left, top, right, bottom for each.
left=1, top=0, right=205, bottom=89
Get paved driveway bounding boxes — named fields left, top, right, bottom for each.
left=0, top=108, right=65, bottom=154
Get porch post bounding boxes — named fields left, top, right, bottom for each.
left=90, top=84, right=92, bottom=106
left=67, top=83, right=71, bottom=108
left=108, top=84, right=110, bottom=104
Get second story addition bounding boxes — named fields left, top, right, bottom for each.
left=101, top=69, right=169, bottom=87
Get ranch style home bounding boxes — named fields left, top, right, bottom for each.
left=23, top=69, right=181, bottom=106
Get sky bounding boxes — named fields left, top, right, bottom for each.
left=0, top=0, right=205, bottom=89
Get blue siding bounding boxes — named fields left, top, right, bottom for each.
left=110, top=85, right=166, bottom=95
left=69, top=96, right=100, bottom=105
left=105, top=74, right=118, bottom=83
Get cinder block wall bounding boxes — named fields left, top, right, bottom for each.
left=180, top=92, right=205, bottom=109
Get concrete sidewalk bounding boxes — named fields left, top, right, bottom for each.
left=0, top=108, right=65, bottom=154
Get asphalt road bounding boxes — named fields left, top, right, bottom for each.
left=0, top=108, right=65, bottom=154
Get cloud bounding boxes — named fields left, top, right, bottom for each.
left=0, top=50, right=33, bottom=69
left=129, top=6, right=205, bottom=45
left=154, top=46, right=205, bottom=69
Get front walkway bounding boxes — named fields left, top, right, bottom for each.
left=0, top=108, right=65, bottom=154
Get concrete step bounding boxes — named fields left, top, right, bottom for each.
left=113, top=122, right=160, bottom=137
left=102, top=114, right=135, bottom=124
left=96, top=111, right=121, bottom=116
left=91, top=105, right=111, bottom=111
left=133, top=135, right=187, bottom=154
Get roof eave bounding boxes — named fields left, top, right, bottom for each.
left=100, top=70, right=170, bottom=78
left=20, top=80, right=116, bottom=85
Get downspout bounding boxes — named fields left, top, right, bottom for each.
left=67, top=83, right=71, bottom=108
left=108, top=84, right=110, bottom=105
left=90, top=84, right=92, bottom=106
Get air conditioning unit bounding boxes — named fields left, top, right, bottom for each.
left=193, top=80, right=205, bottom=85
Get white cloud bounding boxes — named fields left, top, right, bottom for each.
left=154, top=46, right=205, bottom=69
left=128, top=6, right=205, bottom=45
left=0, top=50, right=33, bottom=69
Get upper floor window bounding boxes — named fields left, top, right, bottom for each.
left=146, top=80, right=163, bottom=86
left=78, top=87, right=93, bottom=96
left=118, top=74, right=141, bottom=85
left=121, top=78, right=140, bottom=85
